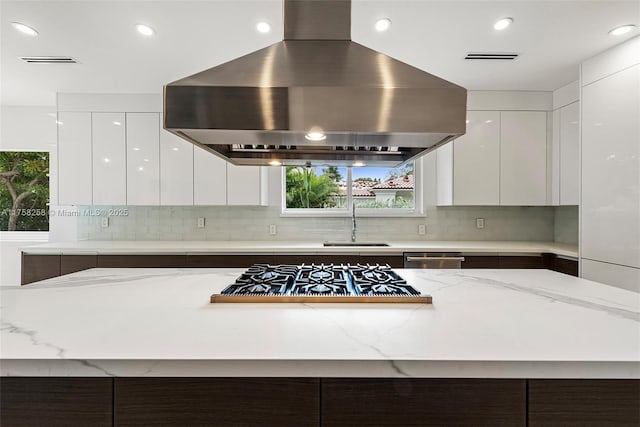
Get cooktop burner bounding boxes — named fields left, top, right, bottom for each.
left=217, top=263, right=427, bottom=302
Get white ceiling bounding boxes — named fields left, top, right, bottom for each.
left=1, top=0, right=639, bottom=106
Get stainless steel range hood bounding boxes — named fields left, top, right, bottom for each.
left=164, top=0, right=467, bottom=166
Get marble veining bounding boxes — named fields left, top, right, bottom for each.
left=1, top=267, right=638, bottom=378
left=448, top=272, right=640, bottom=322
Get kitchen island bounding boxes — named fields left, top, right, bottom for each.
left=1, top=268, right=638, bottom=426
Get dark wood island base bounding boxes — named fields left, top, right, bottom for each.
left=1, top=377, right=637, bottom=427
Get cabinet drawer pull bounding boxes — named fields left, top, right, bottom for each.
left=405, top=256, right=466, bottom=262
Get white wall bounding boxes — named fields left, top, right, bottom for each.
left=0, top=106, right=77, bottom=285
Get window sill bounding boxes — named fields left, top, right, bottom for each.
left=280, top=209, right=424, bottom=218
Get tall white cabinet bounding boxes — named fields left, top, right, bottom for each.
left=580, top=36, right=640, bottom=292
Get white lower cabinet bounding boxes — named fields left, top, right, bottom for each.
left=194, top=146, right=227, bottom=205
left=58, top=112, right=92, bottom=205
left=160, top=119, right=194, bottom=206
left=126, top=113, right=160, bottom=205
left=92, top=113, right=126, bottom=205
left=500, top=111, right=547, bottom=205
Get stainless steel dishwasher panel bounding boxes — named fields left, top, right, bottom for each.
left=404, top=253, right=465, bottom=269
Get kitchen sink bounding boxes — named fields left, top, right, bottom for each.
left=323, top=242, right=390, bottom=247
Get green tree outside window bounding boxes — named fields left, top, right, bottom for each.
left=0, top=152, right=50, bottom=231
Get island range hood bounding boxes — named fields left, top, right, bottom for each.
left=164, top=0, right=467, bottom=166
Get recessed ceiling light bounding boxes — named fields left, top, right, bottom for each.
left=172, top=147, right=179, bottom=151
left=256, top=22, right=271, bottom=33
left=305, top=128, right=326, bottom=141
left=494, top=17, right=513, bottom=31
left=11, top=22, right=38, bottom=36
left=268, top=160, right=282, bottom=166
left=353, top=161, right=366, bottom=167
left=608, top=24, right=636, bottom=36
left=112, top=121, right=121, bottom=126
left=135, top=24, right=155, bottom=36
left=375, top=18, right=392, bottom=32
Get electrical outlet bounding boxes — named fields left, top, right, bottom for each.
left=418, top=224, right=426, bottom=235
left=197, top=217, right=206, bottom=228
left=101, top=217, right=109, bottom=228
left=476, top=218, right=485, bottom=229
left=269, top=224, right=277, bottom=235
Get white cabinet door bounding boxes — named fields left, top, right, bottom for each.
left=559, top=102, right=579, bottom=205
left=126, top=113, right=160, bottom=205
left=500, top=111, right=547, bottom=205
left=581, top=65, right=640, bottom=269
left=436, top=143, right=453, bottom=206
left=58, top=112, right=92, bottom=205
left=193, top=146, right=226, bottom=205
left=453, top=111, right=500, bottom=205
left=160, top=119, right=193, bottom=206
left=92, top=113, right=126, bottom=205
left=227, top=164, right=265, bottom=205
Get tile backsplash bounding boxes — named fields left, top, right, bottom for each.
left=77, top=205, right=573, bottom=243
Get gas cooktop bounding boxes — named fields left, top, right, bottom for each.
left=211, top=264, right=431, bottom=304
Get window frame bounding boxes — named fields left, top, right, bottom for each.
left=280, top=159, right=423, bottom=217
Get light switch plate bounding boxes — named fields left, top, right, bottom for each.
left=101, top=217, right=109, bottom=228
left=476, top=218, right=485, bottom=229
left=418, top=224, right=426, bottom=235
left=197, top=217, right=205, bottom=228
left=269, top=224, right=277, bottom=235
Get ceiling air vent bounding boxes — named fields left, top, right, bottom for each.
left=465, top=53, right=518, bottom=60
left=20, top=56, right=77, bottom=64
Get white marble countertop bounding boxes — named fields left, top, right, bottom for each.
left=2, top=267, right=637, bottom=378
left=20, top=240, right=579, bottom=257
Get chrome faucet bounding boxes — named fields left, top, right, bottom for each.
left=351, top=203, right=357, bottom=242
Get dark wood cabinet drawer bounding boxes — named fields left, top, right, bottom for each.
left=529, top=379, right=640, bottom=427
left=186, top=254, right=275, bottom=267
left=96, top=254, right=186, bottom=268
left=21, top=253, right=60, bottom=285
left=0, top=377, right=113, bottom=427
left=114, top=378, right=319, bottom=427
left=61, top=254, right=98, bottom=275
left=322, top=378, right=526, bottom=426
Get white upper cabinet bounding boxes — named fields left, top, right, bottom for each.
left=500, top=111, right=547, bottom=205
left=58, top=112, right=92, bottom=205
left=437, top=106, right=548, bottom=206
left=92, top=113, right=126, bottom=205
left=193, top=146, right=227, bottom=205
left=56, top=95, right=269, bottom=207
left=453, top=111, right=500, bottom=205
left=126, top=113, right=160, bottom=205
left=160, top=117, right=194, bottom=205
left=559, top=102, right=579, bottom=205
left=227, top=164, right=267, bottom=206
